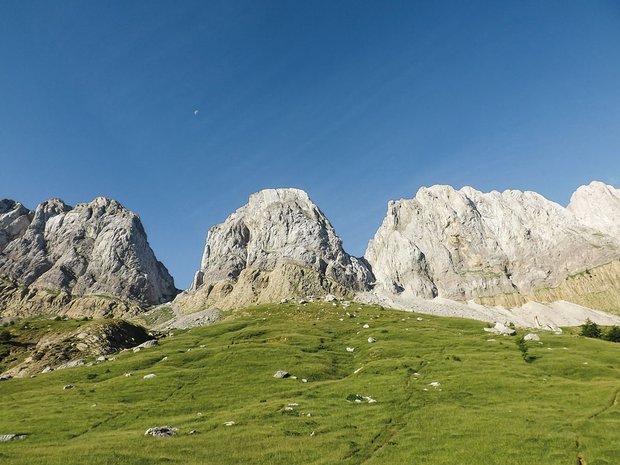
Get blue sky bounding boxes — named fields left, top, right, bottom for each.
left=1, top=1, right=619, bottom=289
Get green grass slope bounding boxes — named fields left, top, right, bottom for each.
left=0, top=302, right=618, bottom=465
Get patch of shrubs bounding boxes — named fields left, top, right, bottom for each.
left=516, top=336, right=537, bottom=363
left=607, top=326, right=620, bottom=342
left=580, top=319, right=602, bottom=338
left=580, top=319, right=620, bottom=342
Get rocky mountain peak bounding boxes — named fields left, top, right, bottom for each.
left=568, top=181, right=620, bottom=238
left=0, top=199, right=21, bottom=214
left=0, top=197, right=177, bottom=307
left=181, top=188, right=372, bottom=311
left=0, top=200, right=31, bottom=253
left=30, top=198, right=70, bottom=228
left=247, top=188, right=313, bottom=208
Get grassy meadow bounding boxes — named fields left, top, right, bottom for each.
left=0, top=302, right=618, bottom=464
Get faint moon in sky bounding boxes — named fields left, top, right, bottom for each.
left=193, top=109, right=199, bottom=116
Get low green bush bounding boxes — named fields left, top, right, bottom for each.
left=580, top=319, right=603, bottom=339
left=605, top=326, right=620, bottom=343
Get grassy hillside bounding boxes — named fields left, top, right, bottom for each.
left=0, top=302, right=618, bottom=464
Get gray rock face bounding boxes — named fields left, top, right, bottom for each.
left=182, top=189, right=372, bottom=310
left=365, top=184, right=620, bottom=302
left=0, top=200, right=32, bottom=252
left=0, top=197, right=177, bottom=306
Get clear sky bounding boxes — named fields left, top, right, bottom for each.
left=1, top=1, right=619, bottom=289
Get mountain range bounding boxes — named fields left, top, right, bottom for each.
left=1, top=181, right=619, bottom=326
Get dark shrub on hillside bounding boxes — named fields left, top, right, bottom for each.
left=580, top=319, right=603, bottom=339
left=605, top=326, right=620, bottom=343
left=0, top=329, right=12, bottom=342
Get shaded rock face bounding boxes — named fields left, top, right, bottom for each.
left=182, top=189, right=372, bottom=310
left=0, top=197, right=177, bottom=306
left=365, top=184, right=620, bottom=303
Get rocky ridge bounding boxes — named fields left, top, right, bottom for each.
left=0, top=197, right=177, bottom=317
left=2, top=182, right=620, bottom=327
left=364, top=181, right=620, bottom=315
left=179, top=181, right=620, bottom=325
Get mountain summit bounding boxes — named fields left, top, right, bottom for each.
left=177, top=188, right=373, bottom=311
left=0, top=197, right=177, bottom=316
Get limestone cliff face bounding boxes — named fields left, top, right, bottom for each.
left=0, top=197, right=177, bottom=309
left=178, top=189, right=373, bottom=311
left=475, top=260, right=620, bottom=315
left=365, top=184, right=620, bottom=307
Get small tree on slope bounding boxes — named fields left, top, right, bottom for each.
left=580, top=319, right=602, bottom=339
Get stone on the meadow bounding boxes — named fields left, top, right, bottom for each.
left=145, top=426, right=177, bottom=437
left=483, top=322, right=516, bottom=336
left=56, top=359, right=84, bottom=370
left=0, top=434, right=27, bottom=441
left=273, top=370, right=290, bottom=379
left=137, top=339, right=158, bottom=349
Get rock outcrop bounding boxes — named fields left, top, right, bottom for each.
left=0, top=197, right=177, bottom=315
left=365, top=183, right=620, bottom=313
left=1, top=320, right=151, bottom=378
left=178, top=188, right=372, bottom=312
